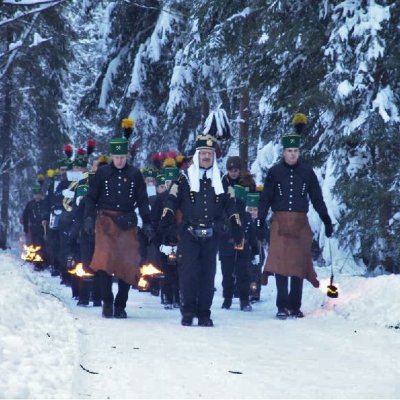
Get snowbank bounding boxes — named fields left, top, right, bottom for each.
left=0, top=252, right=77, bottom=399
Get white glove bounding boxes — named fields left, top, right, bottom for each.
left=62, top=189, right=75, bottom=199
left=252, top=255, right=260, bottom=265
left=160, top=245, right=177, bottom=255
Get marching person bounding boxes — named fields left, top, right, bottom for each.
left=219, top=174, right=258, bottom=312
left=222, top=156, right=242, bottom=190
left=84, top=134, right=153, bottom=319
left=160, top=134, right=243, bottom=327
left=246, top=189, right=268, bottom=303
left=43, top=155, right=73, bottom=277
left=257, top=113, right=333, bottom=319
left=22, top=183, right=48, bottom=269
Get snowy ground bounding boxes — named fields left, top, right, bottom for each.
left=1, top=250, right=400, bottom=399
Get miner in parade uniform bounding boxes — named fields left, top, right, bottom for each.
left=257, top=113, right=333, bottom=319
left=160, top=134, right=243, bottom=327
left=44, top=156, right=73, bottom=277
left=22, top=182, right=47, bottom=269
left=84, top=131, right=153, bottom=319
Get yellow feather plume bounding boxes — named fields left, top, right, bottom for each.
left=47, top=169, right=55, bottom=178
left=292, top=113, right=308, bottom=126
left=256, top=185, right=264, bottom=192
left=121, top=118, right=135, bottom=129
left=175, top=155, right=184, bottom=163
left=163, top=157, right=176, bottom=167
left=97, top=155, right=109, bottom=164
left=37, top=174, right=45, bottom=182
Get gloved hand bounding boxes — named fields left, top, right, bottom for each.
left=321, top=214, right=333, bottom=238
left=84, top=216, right=95, bottom=235
left=159, top=208, right=175, bottom=232
left=231, top=225, right=244, bottom=248
left=261, top=270, right=270, bottom=286
left=142, top=223, right=155, bottom=243
left=252, top=254, right=260, bottom=265
left=255, top=218, right=265, bottom=241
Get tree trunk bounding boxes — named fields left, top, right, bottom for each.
left=0, top=31, right=13, bottom=248
left=239, top=88, right=249, bottom=169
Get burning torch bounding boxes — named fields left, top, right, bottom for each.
left=327, top=238, right=339, bottom=298
left=138, top=263, right=164, bottom=291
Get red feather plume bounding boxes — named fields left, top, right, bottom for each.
left=63, top=144, right=73, bottom=159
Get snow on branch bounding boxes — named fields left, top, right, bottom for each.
left=0, top=0, right=68, bottom=27
left=3, top=0, right=64, bottom=5
left=0, top=13, right=39, bottom=80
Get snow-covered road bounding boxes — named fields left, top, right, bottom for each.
left=1, top=251, right=400, bottom=399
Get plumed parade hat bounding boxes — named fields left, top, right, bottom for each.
left=163, top=157, right=179, bottom=181
left=57, top=159, right=73, bottom=170
left=58, top=144, right=74, bottom=170
left=142, top=167, right=158, bottom=179
left=226, top=156, right=242, bottom=171
left=74, top=148, right=88, bottom=168
left=156, top=174, right=166, bottom=186
left=246, top=192, right=260, bottom=208
left=109, top=117, right=135, bottom=155
left=195, top=134, right=217, bottom=151
left=32, top=184, right=42, bottom=194
left=109, top=137, right=129, bottom=155
left=203, top=106, right=231, bottom=140
left=76, top=184, right=89, bottom=197
left=281, top=113, right=308, bottom=149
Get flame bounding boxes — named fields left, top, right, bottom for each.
left=21, top=245, right=43, bottom=262
left=138, top=277, right=150, bottom=290
left=140, top=263, right=163, bottom=276
left=68, top=263, right=94, bottom=278
left=319, top=278, right=340, bottom=294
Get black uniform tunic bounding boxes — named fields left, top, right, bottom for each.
left=44, top=177, right=71, bottom=274
left=165, top=171, right=238, bottom=319
left=258, top=160, right=328, bottom=220
left=85, top=163, right=150, bottom=221
left=22, top=199, right=47, bottom=253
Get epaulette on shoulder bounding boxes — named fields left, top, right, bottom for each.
left=177, top=172, right=188, bottom=184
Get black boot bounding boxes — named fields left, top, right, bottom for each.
left=114, top=306, right=127, bottom=319
left=181, top=314, right=193, bottom=326
left=198, top=317, right=214, bottom=327
left=102, top=302, right=113, bottom=318
left=240, top=300, right=252, bottom=312
left=221, top=298, right=232, bottom=309
left=290, top=309, right=304, bottom=318
left=276, top=308, right=289, bottom=320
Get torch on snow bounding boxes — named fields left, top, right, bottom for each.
left=138, top=263, right=164, bottom=291
left=21, top=245, right=43, bottom=263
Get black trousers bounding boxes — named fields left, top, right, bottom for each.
left=275, top=273, right=303, bottom=311
left=47, top=228, right=61, bottom=271
left=160, top=253, right=180, bottom=304
left=178, top=231, right=218, bottom=318
left=78, top=274, right=102, bottom=304
left=78, top=232, right=101, bottom=304
left=97, top=270, right=130, bottom=309
left=220, top=254, right=250, bottom=301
